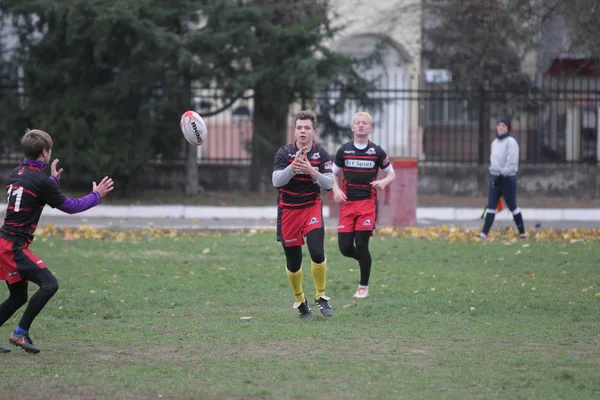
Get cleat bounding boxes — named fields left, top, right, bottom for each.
left=293, top=298, right=312, bottom=318
left=519, top=233, right=527, bottom=239
left=352, top=287, right=370, bottom=299
left=315, top=296, right=334, bottom=317
left=10, top=332, right=41, bottom=354
left=0, top=345, right=10, bottom=353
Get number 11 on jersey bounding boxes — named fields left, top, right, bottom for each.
left=7, top=185, right=24, bottom=212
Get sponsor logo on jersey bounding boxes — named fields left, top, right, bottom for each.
left=344, top=150, right=355, bottom=154
left=324, top=161, right=333, bottom=169
left=345, top=159, right=376, bottom=169
left=311, top=152, right=320, bottom=160
left=383, top=157, right=390, bottom=165
left=366, top=148, right=376, bottom=155
left=309, top=217, right=319, bottom=225
left=363, top=219, right=372, bottom=226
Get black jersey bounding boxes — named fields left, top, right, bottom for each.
left=273, top=143, right=333, bottom=208
left=334, top=141, right=391, bottom=201
left=1, top=162, right=66, bottom=243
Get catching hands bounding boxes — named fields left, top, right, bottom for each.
left=291, top=147, right=315, bottom=177
left=93, top=176, right=115, bottom=198
left=51, top=159, right=64, bottom=181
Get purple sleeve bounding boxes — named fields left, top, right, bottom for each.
left=57, top=191, right=102, bottom=214
left=50, top=176, right=60, bottom=185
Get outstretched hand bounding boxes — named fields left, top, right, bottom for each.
left=51, top=159, right=63, bottom=181
left=92, top=176, right=115, bottom=198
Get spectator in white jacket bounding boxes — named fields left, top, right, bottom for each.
left=480, top=116, right=526, bottom=239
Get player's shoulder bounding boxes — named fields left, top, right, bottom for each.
left=363, top=141, right=386, bottom=156
left=336, top=141, right=354, bottom=153
left=313, top=143, right=331, bottom=155
left=506, top=135, right=519, bottom=144
left=367, top=141, right=386, bottom=151
left=277, top=144, right=294, bottom=155
left=9, top=165, right=55, bottom=191
left=9, top=164, right=45, bottom=181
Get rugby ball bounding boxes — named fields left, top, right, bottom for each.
left=180, top=110, right=207, bottom=146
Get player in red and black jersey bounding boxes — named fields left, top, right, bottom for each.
left=0, top=129, right=114, bottom=354
left=332, top=112, right=395, bottom=299
left=272, top=110, right=334, bottom=318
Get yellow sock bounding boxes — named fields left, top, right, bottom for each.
left=311, top=259, right=327, bottom=300
left=286, top=267, right=305, bottom=303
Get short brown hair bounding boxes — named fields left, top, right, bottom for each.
left=294, top=110, right=317, bottom=129
left=21, top=129, right=53, bottom=160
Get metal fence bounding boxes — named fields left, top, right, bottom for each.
left=2, top=77, right=600, bottom=166
left=191, top=76, right=600, bottom=166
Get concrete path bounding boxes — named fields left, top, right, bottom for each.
left=19, top=204, right=599, bottom=230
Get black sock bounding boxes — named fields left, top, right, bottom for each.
left=482, top=212, right=496, bottom=235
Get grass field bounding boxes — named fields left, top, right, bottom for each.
left=0, top=227, right=599, bottom=400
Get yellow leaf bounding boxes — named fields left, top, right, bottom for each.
left=202, top=248, right=211, bottom=254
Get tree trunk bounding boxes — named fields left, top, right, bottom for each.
left=249, top=85, right=289, bottom=192
left=185, top=143, right=200, bottom=195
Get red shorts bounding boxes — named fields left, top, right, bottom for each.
left=0, top=237, right=46, bottom=285
left=338, top=199, right=377, bottom=233
left=277, top=201, right=324, bottom=247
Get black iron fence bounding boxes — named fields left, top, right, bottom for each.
left=2, top=77, right=600, bottom=166
left=188, top=76, right=600, bottom=166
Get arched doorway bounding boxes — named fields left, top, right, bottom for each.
left=324, top=34, right=416, bottom=157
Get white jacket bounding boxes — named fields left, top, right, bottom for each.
left=489, top=135, right=519, bottom=176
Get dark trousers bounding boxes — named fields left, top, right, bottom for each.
left=487, top=174, right=518, bottom=211
left=482, top=174, right=525, bottom=235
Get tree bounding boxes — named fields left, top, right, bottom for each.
left=1, top=0, right=207, bottom=194
left=188, top=0, right=381, bottom=192
left=423, top=0, right=543, bottom=93
left=1, top=0, right=382, bottom=195
left=423, top=0, right=600, bottom=91
left=559, top=0, right=600, bottom=59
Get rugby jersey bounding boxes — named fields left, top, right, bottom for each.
left=333, top=141, right=391, bottom=200
left=273, top=143, right=333, bottom=208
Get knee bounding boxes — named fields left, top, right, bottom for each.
left=355, top=242, right=369, bottom=256
left=338, top=241, right=354, bottom=258
left=43, top=278, right=59, bottom=296
left=310, top=250, right=325, bottom=264
left=354, top=235, right=371, bottom=256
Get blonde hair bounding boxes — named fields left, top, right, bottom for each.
left=352, top=112, right=373, bottom=125
left=21, top=129, right=53, bottom=160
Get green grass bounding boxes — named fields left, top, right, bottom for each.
left=1, top=232, right=599, bottom=399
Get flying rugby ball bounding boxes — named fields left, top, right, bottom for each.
left=180, top=110, right=207, bottom=146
